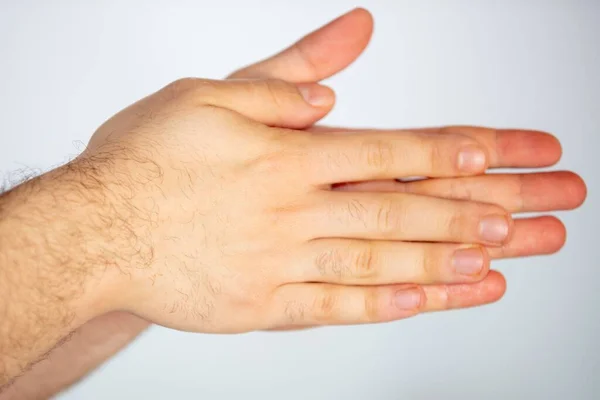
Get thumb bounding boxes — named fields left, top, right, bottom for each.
left=223, top=8, right=372, bottom=129
left=228, top=8, right=374, bottom=83
left=184, top=78, right=335, bottom=129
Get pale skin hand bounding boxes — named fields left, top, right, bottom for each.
left=2, top=74, right=510, bottom=382
left=0, top=8, right=586, bottom=398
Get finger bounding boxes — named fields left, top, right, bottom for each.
left=421, top=270, right=506, bottom=312
left=270, top=283, right=424, bottom=326
left=335, top=171, right=587, bottom=213
left=291, top=239, right=489, bottom=285
left=405, top=171, right=586, bottom=212
left=487, top=216, right=566, bottom=259
left=424, top=126, right=562, bottom=168
left=167, top=78, right=334, bottom=128
left=227, top=8, right=373, bottom=82
left=310, top=126, right=562, bottom=169
left=305, top=192, right=512, bottom=246
left=301, top=131, right=489, bottom=183
left=269, top=271, right=505, bottom=326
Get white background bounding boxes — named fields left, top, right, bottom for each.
left=0, top=1, right=598, bottom=399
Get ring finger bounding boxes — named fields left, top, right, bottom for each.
left=290, top=239, right=489, bottom=285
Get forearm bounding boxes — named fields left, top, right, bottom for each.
left=0, top=161, right=124, bottom=388
left=0, top=312, right=149, bottom=399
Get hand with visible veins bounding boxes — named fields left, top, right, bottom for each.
left=0, top=8, right=586, bottom=398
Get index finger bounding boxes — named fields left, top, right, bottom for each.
left=310, top=126, right=562, bottom=169
left=297, top=130, right=489, bottom=184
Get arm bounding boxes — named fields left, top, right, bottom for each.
left=0, top=312, right=148, bottom=400
left=0, top=163, right=129, bottom=387
left=0, top=7, right=586, bottom=397
left=0, top=9, right=372, bottom=394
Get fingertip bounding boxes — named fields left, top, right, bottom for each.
left=552, top=134, right=563, bottom=163
left=297, top=6, right=374, bottom=79
left=445, top=270, right=507, bottom=308
left=497, top=129, right=563, bottom=167
left=344, top=7, right=374, bottom=33
left=517, top=215, right=567, bottom=255
left=563, top=171, right=588, bottom=208
left=456, top=270, right=507, bottom=306
left=530, top=130, right=563, bottom=165
left=519, top=171, right=587, bottom=212
left=419, top=270, right=507, bottom=312
left=529, top=130, right=563, bottom=164
left=485, top=270, right=507, bottom=302
left=541, top=216, right=567, bottom=254
left=228, top=7, right=374, bottom=83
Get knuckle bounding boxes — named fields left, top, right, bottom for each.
left=422, top=247, right=440, bottom=279
left=345, top=198, right=369, bottom=226
left=257, top=78, right=295, bottom=109
left=166, top=77, right=199, bottom=94
left=362, top=139, right=395, bottom=171
left=362, top=290, right=380, bottom=323
left=351, top=243, right=378, bottom=280
left=427, top=136, right=446, bottom=172
left=447, top=208, right=468, bottom=239
left=374, top=198, right=399, bottom=236
left=315, top=248, right=346, bottom=278
left=261, top=79, right=283, bottom=107
left=314, top=290, right=338, bottom=321
left=163, top=77, right=214, bottom=103
left=284, top=301, right=307, bottom=324
left=263, top=78, right=295, bottom=95
left=251, top=150, right=286, bottom=175
left=245, top=138, right=294, bottom=178
left=314, top=243, right=378, bottom=281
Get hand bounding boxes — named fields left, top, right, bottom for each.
left=0, top=7, right=586, bottom=387
left=230, top=8, right=586, bottom=311
left=8, top=9, right=580, bottom=395
left=79, top=76, right=522, bottom=333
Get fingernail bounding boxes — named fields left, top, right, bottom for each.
left=452, top=247, right=485, bottom=275
left=479, top=215, right=510, bottom=244
left=298, top=83, right=333, bottom=107
left=394, top=288, right=422, bottom=310
left=457, top=146, right=487, bottom=173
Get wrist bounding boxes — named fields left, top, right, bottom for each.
left=0, top=161, right=128, bottom=327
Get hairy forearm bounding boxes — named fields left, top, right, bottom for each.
left=0, top=161, right=124, bottom=388
left=0, top=312, right=149, bottom=399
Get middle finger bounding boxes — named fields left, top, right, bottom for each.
left=301, top=191, right=513, bottom=245
left=334, top=171, right=586, bottom=213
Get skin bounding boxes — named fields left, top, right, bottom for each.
left=0, top=8, right=586, bottom=399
